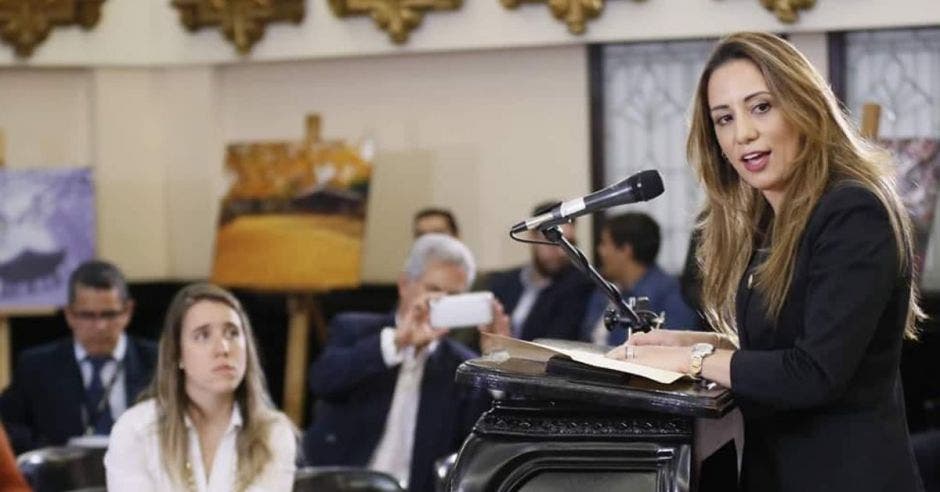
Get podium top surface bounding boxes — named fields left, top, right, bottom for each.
left=457, top=355, right=736, bottom=419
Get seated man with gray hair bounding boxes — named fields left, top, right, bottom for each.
left=303, top=234, right=509, bottom=492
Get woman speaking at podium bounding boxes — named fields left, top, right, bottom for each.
left=608, top=32, right=924, bottom=491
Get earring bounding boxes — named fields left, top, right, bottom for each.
left=178, top=361, right=184, bottom=370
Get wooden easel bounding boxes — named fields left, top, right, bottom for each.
left=217, top=114, right=362, bottom=425
left=284, top=294, right=328, bottom=425
left=861, top=102, right=881, bottom=140
left=280, top=115, right=337, bottom=426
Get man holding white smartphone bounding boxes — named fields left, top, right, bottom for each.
left=485, top=200, right=596, bottom=342
left=304, top=233, right=510, bottom=492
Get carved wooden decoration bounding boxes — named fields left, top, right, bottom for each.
left=760, top=0, right=815, bottom=23
left=501, top=0, right=606, bottom=35
left=0, top=0, right=106, bottom=58
left=172, top=0, right=304, bottom=55
left=328, top=0, right=462, bottom=44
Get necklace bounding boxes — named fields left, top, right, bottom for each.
left=184, top=460, right=197, bottom=492
left=183, top=459, right=246, bottom=492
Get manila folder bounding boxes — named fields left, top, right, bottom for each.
left=483, top=333, right=685, bottom=385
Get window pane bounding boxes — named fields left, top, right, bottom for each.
left=844, top=28, right=940, bottom=287
left=602, top=40, right=713, bottom=273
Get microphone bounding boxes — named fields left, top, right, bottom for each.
left=511, top=169, right=664, bottom=233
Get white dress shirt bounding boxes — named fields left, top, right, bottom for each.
left=74, top=334, right=128, bottom=429
left=104, top=399, right=296, bottom=492
left=368, top=327, right=439, bottom=489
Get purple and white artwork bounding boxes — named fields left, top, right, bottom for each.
left=882, top=138, right=940, bottom=283
left=0, top=167, right=96, bottom=308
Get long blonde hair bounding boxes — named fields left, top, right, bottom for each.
left=686, top=32, right=922, bottom=339
left=143, top=283, right=286, bottom=490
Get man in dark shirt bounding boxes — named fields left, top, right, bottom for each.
left=486, top=201, right=595, bottom=341
left=0, top=260, right=157, bottom=453
left=305, top=234, right=507, bottom=491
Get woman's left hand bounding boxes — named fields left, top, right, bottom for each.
left=606, top=343, right=689, bottom=374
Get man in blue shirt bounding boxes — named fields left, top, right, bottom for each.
left=583, top=212, right=701, bottom=345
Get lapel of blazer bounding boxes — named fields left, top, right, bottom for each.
left=735, top=268, right=751, bottom=348
left=374, top=313, right=400, bottom=417
left=364, top=314, right=404, bottom=455
left=410, top=342, right=453, bottom=485
left=122, top=338, right=148, bottom=404
left=54, top=340, right=87, bottom=435
left=499, top=270, right=525, bottom=314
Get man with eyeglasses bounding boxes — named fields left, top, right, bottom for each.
left=0, top=260, right=157, bottom=453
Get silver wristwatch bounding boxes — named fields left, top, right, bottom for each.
left=688, top=342, right=715, bottom=378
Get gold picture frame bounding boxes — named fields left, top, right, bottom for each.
left=760, top=0, right=816, bottom=23
left=328, top=0, right=462, bottom=44
left=0, top=0, right=106, bottom=58
left=171, top=0, right=304, bottom=55
left=501, top=0, right=607, bottom=35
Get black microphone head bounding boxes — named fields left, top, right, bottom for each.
left=628, top=170, right=664, bottom=202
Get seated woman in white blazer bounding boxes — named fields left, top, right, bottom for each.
left=105, top=283, right=296, bottom=492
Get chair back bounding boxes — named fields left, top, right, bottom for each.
left=293, top=466, right=404, bottom=492
left=16, top=446, right=106, bottom=492
left=434, top=453, right=458, bottom=492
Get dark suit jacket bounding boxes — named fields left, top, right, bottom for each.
left=729, top=184, right=923, bottom=492
left=487, top=265, right=594, bottom=341
left=303, top=312, right=489, bottom=492
left=0, top=336, right=157, bottom=454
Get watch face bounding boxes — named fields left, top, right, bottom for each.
left=691, top=343, right=715, bottom=357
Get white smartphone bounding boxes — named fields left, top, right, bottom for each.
left=429, top=291, right=494, bottom=329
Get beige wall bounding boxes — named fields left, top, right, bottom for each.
left=1, top=47, right=590, bottom=282
left=0, top=70, right=92, bottom=166
left=0, top=2, right=938, bottom=287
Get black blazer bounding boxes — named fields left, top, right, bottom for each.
left=0, top=336, right=157, bottom=454
left=303, top=312, right=489, bottom=492
left=729, top=184, right=923, bottom=492
left=487, top=265, right=594, bottom=341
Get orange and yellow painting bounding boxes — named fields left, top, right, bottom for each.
left=211, top=117, right=372, bottom=291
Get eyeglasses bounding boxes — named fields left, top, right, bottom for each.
left=70, top=308, right=127, bottom=322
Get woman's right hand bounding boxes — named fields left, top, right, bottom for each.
left=627, top=330, right=719, bottom=347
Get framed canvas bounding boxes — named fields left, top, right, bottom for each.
left=0, top=167, right=96, bottom=308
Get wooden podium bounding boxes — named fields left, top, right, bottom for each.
left=447, top=352, right=740, bottom=492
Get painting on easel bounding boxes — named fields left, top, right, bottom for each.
left=211, top=115, right=373, bottom=291
left=883, top=138, right=940, bottom=279
left=0, top=168, right=96, bottom=308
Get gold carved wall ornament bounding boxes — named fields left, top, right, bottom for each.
left=760, top=0, right=815, bottom=23
left=0, top=0, right=106, bottom=58
left=171, top=0, right=304, bottom=55
left=328, top=0, right=462, bottom=44
left=501, top=0, right=607, bottom=35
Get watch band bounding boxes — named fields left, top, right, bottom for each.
left=688, top=343, right=715, bottom=378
